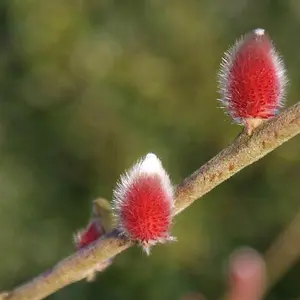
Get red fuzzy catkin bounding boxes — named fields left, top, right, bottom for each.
left=73, top=221, right=103, bottom=250
left=113, top=153, right=175, bottom=255
left=218, top=28, right=288, bottom=134
left=73, top=221, right=111, bottom=281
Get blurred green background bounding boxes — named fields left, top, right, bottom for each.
left=0, top=0, right=300, bottom=299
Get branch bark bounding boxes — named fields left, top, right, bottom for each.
left=2, top=101, right=300, bottom=300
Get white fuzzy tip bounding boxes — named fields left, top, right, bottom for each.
left=114, top=152, right=174, bottom=204
left=254, top=28, right=265, bottom=36
left=139, top=153, right=162, bottom=174
left=73, top=230, right=83, bottom=248
left=143, top=243, right=151, bottom=256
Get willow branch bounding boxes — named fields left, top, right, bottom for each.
left=2, top=101, right=300, bottom=300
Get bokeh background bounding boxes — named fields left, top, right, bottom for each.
left=0, top=0, right=299, bottom=299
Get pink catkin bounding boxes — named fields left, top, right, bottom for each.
left=227, top=248, right=266, bottom=300
left=113, top=153, right=174, bottom=254
left=74, top=221, right=103, bottom=250
left=73, top=212, right=112, bottom=281
left=218, top=29, right=287, bottom=133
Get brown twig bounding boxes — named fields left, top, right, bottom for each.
left=263, top=209, right=300, bottom=295
left=2, top=101, right=300, bottom=300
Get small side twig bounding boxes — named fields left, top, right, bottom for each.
left=263, top=209, right=300, bottom=294
left=2, top=101, right=300, bottom=300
